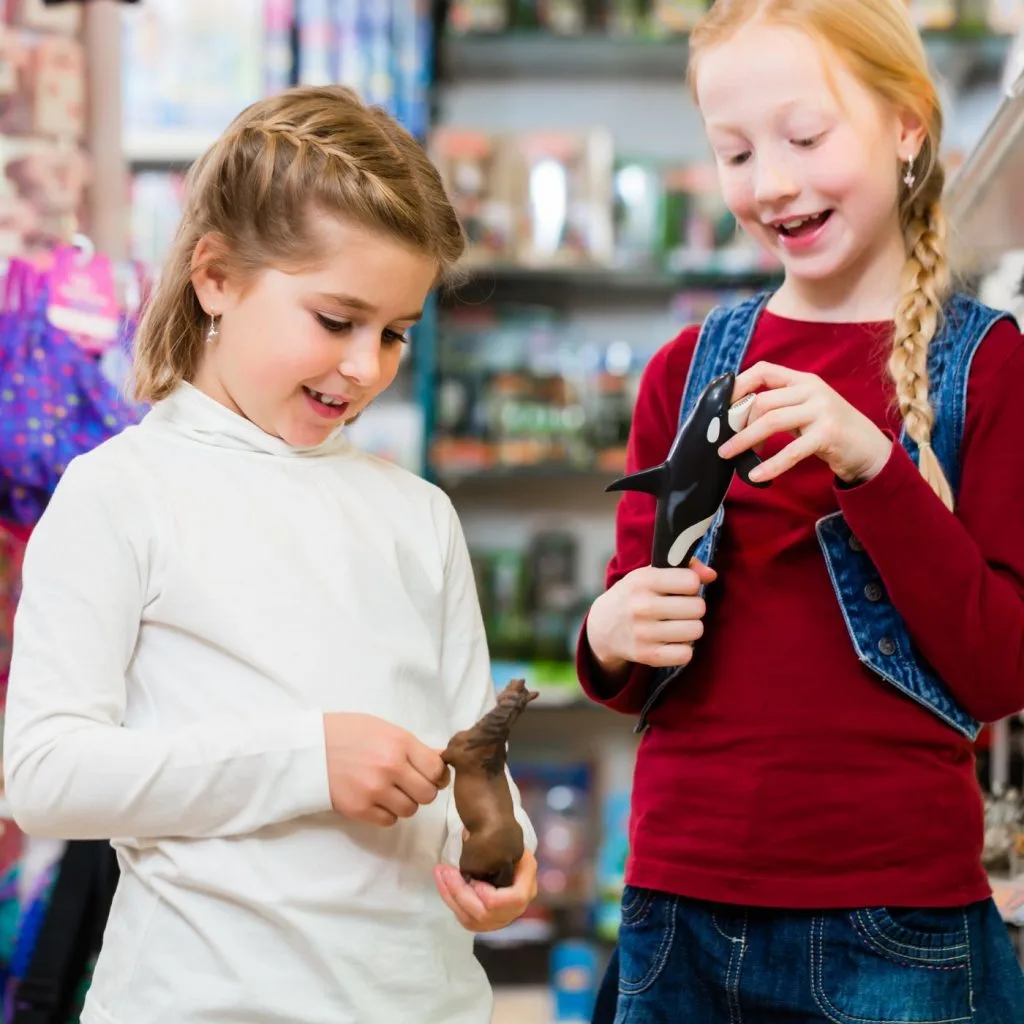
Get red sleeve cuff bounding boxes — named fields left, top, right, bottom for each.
left=833, top=433, right=909, bottom=510
left=575, top=614, right=653, bottom=715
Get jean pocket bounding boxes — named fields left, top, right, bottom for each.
left=811, top=907, right=972, bottom=1024
left=618, top=889, right=678, bottom=997
left=620, top=885, right=654, bottom=926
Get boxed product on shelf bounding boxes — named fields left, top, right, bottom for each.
left=612, top=158, right=665, bottom=269
left=535, top=0, right=590, bottom=34
left=515, top=129, right=615, bottom=268
left=430, top=128, right=519, bottom=265
left=0, top=29, right=85, bottom=141
left=5, top=0, right=81, bottom=34
left=121, top=0, right=264, bottom=142
left=448, top=0, right=511, bottom=34
left=0, top=138, right=89, bottom=256
left=470, top=528, right=591, bottom=669
left=662, top=161, right=782, bottom=275
left=906, top=0, right=958, bottom=29
left=649, top=0, right=709, bottom=34
left=985, top=0, right=1024, bottom=31
left=130, top=171, right=186, bottom=267
left=511, top=761, right=593, bottom=906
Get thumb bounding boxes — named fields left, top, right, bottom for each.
left=690, top=558, right=718, bottom=584
left=435, top=752, right=452, bottom=788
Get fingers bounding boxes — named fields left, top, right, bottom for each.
left=732, top=361, right=804, bottom=401
left=435, top=851, right=539, bottom=933
left=690, top=559, right=718, bottom=585
left=434, top=865, right=489, bottom=929
left=637, top=594, right=707, bottom=622
left=640, top=566, right=707, bottom=596
left=366, top=806, right=399, bottom=828
left=640, top=617, right=705, bottom=647
left=403, top=745, right=450, bottom=800
left=640, top=643, right=696, bottom=669
left=746, top=434, right=819, bottom=483
left=719, top=402, right=812, bottom=460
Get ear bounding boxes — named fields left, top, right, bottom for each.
left=894, top=108, right=927, bottom=165
left=190, top=233, right=241, bottom=316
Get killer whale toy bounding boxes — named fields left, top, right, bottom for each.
left=606, top=371, right=771, bottom=568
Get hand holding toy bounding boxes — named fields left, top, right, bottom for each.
left=441, top=678, right=538, bottom=888
left=606, top=371, right=770, bottom=568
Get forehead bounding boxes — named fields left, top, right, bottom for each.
left=284, top=217, right=438, bottom=308
left=695, top=23, right=878, bottom=131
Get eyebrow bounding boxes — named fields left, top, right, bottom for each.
left=706, top=99, right=828, bottom=133
left=317, top=293, right=423, bottom=323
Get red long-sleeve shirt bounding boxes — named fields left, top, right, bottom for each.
left=578, top=308, right=1024, bottom=908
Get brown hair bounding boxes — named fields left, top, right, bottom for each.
left=132, top=85, right=466, bottom=404
left=690, top=0, right=954, bottom=509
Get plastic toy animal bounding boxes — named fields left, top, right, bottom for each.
left=606, top=371, right=770, bottom=568
left=441, top=678, right=539, bottom=888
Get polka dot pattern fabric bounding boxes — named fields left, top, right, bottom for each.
left=0, top=281, right=142, bottom=527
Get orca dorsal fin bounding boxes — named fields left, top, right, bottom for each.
left=605, top=463, right=668, bottom=496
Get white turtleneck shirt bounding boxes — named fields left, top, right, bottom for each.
left=3, top=383, right=536, bottom=1024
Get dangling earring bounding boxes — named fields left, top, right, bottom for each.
left=903, top=157, right=916, bottom=190
left=206, top=312, right=220, bottom=344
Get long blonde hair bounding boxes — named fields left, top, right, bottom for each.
left=132, top=85, right=466, bottom=405
left=690, top=0, right=953, bottom=509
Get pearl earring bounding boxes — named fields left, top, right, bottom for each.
left=206, top=313, right=220, bottom=344
left=903, top=157, right=916, bottom=190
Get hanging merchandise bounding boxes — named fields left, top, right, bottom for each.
left=0, top=254, right=143, bottom=529
left=294, top=0, right=434, bottom=141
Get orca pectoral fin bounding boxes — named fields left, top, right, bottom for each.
left=734, top=449, right=771, bottom=489
left=606, top=463, right=668, bottom=496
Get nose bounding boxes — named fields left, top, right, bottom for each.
left=338, top=333, right=382, bottom=389
left=753, top=153, right=797, bottom=206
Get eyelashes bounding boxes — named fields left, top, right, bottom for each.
left=313, top=312, right=408, bottom=344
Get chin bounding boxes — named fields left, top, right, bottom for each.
left=281, top=420, right=340, bottom=448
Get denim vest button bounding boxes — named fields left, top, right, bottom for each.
left=848, top=535, right=864, bottom=553
left=864, top=582, right=884, bottom=602
left=878, top=637, right=896, bottom=656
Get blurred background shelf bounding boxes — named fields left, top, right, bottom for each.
left=441, top=29, right=1014, bottom=87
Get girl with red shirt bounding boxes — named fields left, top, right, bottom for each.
left=580, top=2, right=1024, bottom=1021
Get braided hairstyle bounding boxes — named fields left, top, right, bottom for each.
left=690, top=0, right=954, bottom=509
left=133, top=86, right=465, bottom=404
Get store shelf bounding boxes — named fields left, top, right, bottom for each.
left=124, top=129, right=220, bottom=165
left=442, top=30, right=1012, bottom=85
left=443, top=32, right=690, bottom=79
left=437, top=463, right=620, bottom=488
left=945, top=63, right=1024, bottom=271
left=445, top=263, right=782, bottom=302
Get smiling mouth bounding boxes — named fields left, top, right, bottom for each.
left=773, top=210, right=833, bottom=237
left=303, top=386, right=350, bottom=413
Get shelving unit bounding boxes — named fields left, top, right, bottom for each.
left=439, top=28, right=1013, bottom=88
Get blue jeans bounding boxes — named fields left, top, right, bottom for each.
left=593, top=887, right=1024, bottom=1023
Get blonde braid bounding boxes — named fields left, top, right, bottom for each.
left=248, top=118, right=419, bottom=227
left=890, top=162, right=953, bottom=511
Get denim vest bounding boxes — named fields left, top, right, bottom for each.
left=636, top=290, right=1013, bottom=739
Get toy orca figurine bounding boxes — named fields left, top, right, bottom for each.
left=606, top=372, right=771, bottom=568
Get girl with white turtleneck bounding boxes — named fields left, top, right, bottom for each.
left=2, top=86, right=537, bottom=1024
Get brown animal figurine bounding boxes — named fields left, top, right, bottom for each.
left=441, top=678, right=539, bottom=888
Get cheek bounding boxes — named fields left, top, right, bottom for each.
left=719, top=170, right=757, bottom=221
left=377, top=346, right=404, bottom=390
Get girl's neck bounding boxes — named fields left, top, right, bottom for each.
left=767, top=220, right=909, bottom=324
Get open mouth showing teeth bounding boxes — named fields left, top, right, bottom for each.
left=303, top=386, right=349, bottom=410
left=776, top=211, right=832, bottom=237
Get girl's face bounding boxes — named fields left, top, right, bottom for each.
left=695, top=23, right=922, bottom=306
left=192, top=218, right=437, bottom=448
